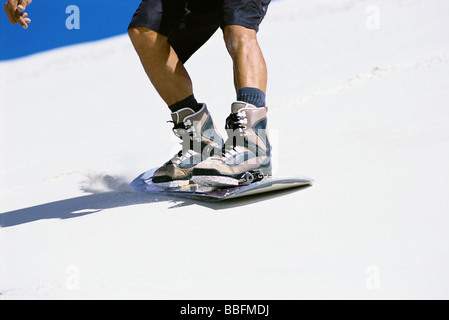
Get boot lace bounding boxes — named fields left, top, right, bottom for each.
left=225, top=110, right=249, bottom=135
left=222, top=110, right=250, bottom=158
left=168, top=119, right=199, bottom=165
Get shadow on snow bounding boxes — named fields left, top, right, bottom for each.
left=0, top=184, right=311, bottom=228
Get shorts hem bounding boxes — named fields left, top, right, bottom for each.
left=221, top=19, right=260, bottom=32
left=128, top=22, right=170, bottom=36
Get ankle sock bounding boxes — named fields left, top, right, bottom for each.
left=237, top=87, right=266, bottom=108
left=169, top=94, right=202, bottom=113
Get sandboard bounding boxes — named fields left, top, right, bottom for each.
left=130, top=168, right=314, bottom=201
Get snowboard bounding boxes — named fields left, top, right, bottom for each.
left=130, top=168, right=314, bottom=201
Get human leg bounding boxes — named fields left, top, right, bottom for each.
left=128, top=27, right=194, bottom=106
left=223, top=25, right=267, bottom=95
left=192, top=0, right=272, bottom=186
left=128, top=0, right=224, bottom=186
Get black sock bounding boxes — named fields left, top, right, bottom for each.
left=237, top=87, right=266, bottom=108
left=168, top=94, right=202, bottom=113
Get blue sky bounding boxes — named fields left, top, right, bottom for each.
left=0, top=0, right=141, bottom=60
left=1, top=0, right=279, bottom=61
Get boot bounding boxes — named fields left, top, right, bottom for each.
left=192, top=102, right=272, bottom=187
left=152, top=104, right=223, bottom=187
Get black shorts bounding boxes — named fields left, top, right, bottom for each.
left=128, top=0, right=271, bottom=63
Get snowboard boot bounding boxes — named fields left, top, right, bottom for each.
left=192, top=102, right=272, bottom=187
left=152, top=104, right=224, bottom=187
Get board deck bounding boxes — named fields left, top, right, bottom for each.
left=130, top=169, right=314, bottom=201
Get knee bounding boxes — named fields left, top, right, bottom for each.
left=128, top=27, right=166, bottom=52
left=128, top=26, right=144, bottom=43
left=223, top=25, right=258, bottom=56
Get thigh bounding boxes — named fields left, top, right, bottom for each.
left=128, top=0, right=187, bottom=36
left=221, top=0, right=271, bottom=32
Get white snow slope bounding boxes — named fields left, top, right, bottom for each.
left=1, top=0, right=449, bottom=299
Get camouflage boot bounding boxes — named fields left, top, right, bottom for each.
left=192, top=102, right=272, bottom=187
left=152, top=104, right=223, bottom=187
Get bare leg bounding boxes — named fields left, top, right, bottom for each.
left=223, top=25, right=268, bottom=93
left=128, top=27, right=193, bottom=106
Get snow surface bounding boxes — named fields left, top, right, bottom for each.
left=1, top=0, right=449, bottom=299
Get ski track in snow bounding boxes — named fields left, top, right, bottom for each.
left=287, top=48, right=449, bottom=108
